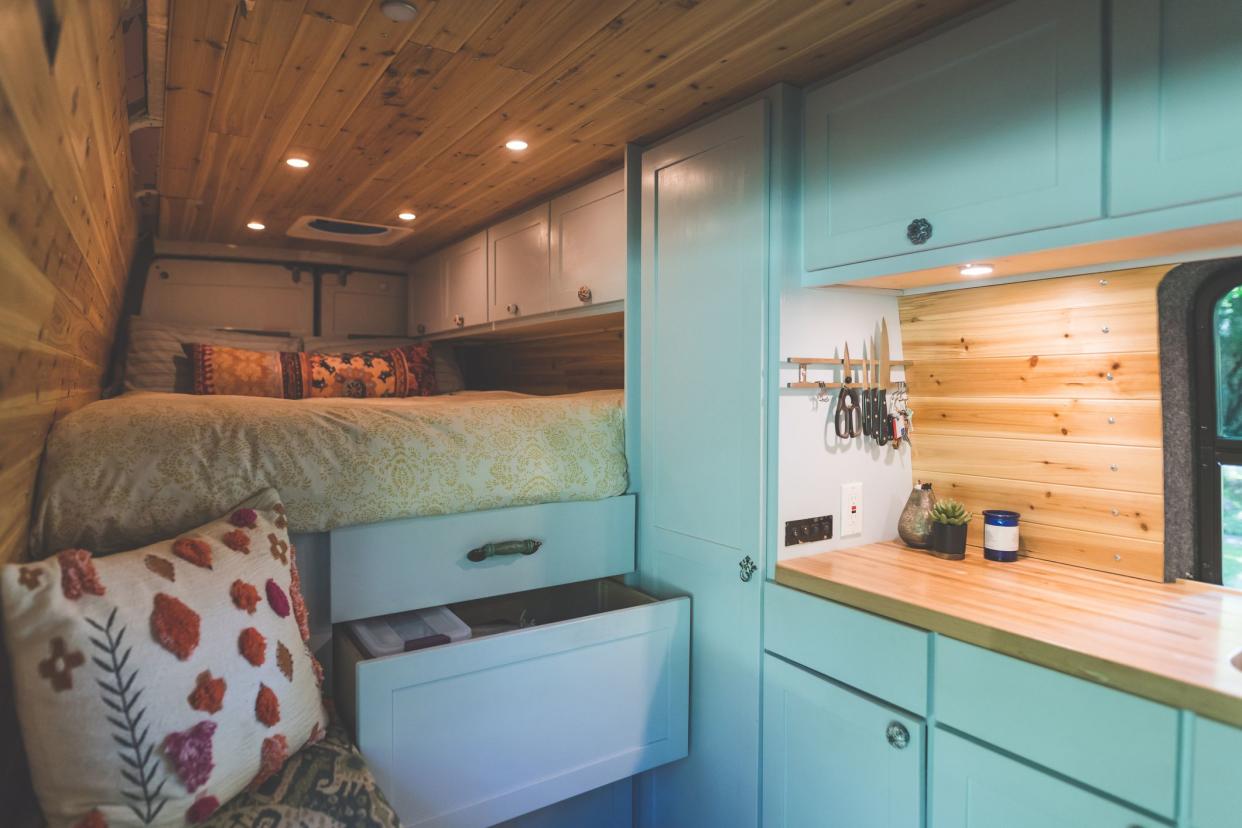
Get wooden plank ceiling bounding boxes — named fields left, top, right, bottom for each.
left=154, top=0, right=989, bottom=260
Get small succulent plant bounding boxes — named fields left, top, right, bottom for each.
left=930, top=498, right=972, bottom=526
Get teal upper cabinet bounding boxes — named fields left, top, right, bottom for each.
left=803, top=0, right=1103, bottom=272
left=763, top=655, right=923, bottom=828
left=1110, top=0, right=1242, bottom=216
left=1190, top=716, right=1242, bottom=828
left=931, top=730, right=1159, bottom=828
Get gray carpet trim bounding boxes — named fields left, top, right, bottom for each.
left=1157, top=258, right=1242, bottom=581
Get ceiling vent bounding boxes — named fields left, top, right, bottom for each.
left=286, top=215, right=414, bottom=247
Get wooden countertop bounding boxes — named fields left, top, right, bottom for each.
left=776, top=541, right=1242, bottom=727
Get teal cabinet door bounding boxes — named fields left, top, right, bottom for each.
left=1190, top=716, right=1242, bottom=828
left=1111, top=0, right=1242, bottom=216
left=763, top=655, right=923, bottom=828
left=803, top=0, right=1103, bottom=271
left=636, top=100, right=768, bottom=827
left=931, top=730, right=1158, bottom=828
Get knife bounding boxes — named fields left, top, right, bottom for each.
left=860, top=342, right=872, bottom=438
left=878, top=320, right=892, bottom=446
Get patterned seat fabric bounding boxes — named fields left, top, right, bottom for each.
left=200, top=720, right=399, bottom=828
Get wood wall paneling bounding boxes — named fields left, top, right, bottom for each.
left=899, top=267, right=1170, bottom=580
left=461, top=324, right=625, bottom=396
left=0, top=0, right=138, bottom=816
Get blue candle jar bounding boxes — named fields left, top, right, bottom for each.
left=982, top=510, right=1020, bottom=562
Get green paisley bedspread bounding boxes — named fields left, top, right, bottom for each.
left=30, top=390, right=627, bottom=558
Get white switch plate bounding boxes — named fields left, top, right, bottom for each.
left=841, top=481, right=863, bottom=537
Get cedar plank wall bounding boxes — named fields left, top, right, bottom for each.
left=0, top=3, right=135, bottom=814
left=899, top=266, right=1169, bottom=581
left=460, top=326, right=625, bottom=396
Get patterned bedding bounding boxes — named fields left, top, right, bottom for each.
left=30, top=390, right=627, bottom=558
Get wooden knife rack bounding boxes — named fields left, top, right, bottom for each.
left=783, top=357, right=909, bottom=390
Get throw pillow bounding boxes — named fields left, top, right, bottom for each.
left=0, top=489, right=326, bottom=827
left=190, top=343, right=436, bottom=399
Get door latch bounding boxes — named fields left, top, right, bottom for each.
left=739, top=556, right=757, bottom=582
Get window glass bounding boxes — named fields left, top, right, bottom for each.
left=1214, top=285, right=1242, bottom=438
left=1223, top=464, right=1242, bottom=588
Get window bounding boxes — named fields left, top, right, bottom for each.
left=1195, top=272, right=1242, bottom=587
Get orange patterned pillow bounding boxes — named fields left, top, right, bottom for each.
left=190, top=344, right=437, bottom=399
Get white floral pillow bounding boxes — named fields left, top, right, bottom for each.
left=1, top=489, right=327, bottom=827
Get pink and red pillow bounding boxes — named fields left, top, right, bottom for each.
left=1, top=489, right=326, bottom=826
left=190, top=343, right=436, bottom=399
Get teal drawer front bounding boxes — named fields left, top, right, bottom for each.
left=933, top=637, right=1179, bottom=817
left=1191, top=716, right=1242, bottom=828
left=329, top=495, right=635, bottom=622
left=802, top=0, right=1103, bottom=271
left=1110, top=0, right=1242, bottom=216
left=764, top=584, right=929, bottom=715
left=764, top=654, right=923, bottom=827
left=931, top=729, right=1160, bottom=828
left=340, top=580, right=689, bottom=828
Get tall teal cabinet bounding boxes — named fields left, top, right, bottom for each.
left=636, top=99, right=771, bottom=826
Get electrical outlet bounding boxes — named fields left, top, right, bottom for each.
left=841, top=482, right=862, bottom=537
left=785, top=515, right=833, bottom=546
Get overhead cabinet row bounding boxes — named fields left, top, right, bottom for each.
left=803, top=0, right=1242, bottom=282
left=408, top=169, right=627, bottom=335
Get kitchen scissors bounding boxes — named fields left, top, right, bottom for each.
left=834, top=344, right=861, bottom=439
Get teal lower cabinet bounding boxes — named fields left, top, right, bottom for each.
left=1190, top=716, right=1242, bottom=828
left=930, top=730, right=1159, bottom=828
left=762, top=654, right=924, bottom=827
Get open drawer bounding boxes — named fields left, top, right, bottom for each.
left=335, top=579, right=690, bottom=828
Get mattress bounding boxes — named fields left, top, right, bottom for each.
left=30, top=390, right=627, bottom=557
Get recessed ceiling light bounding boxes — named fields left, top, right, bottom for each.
left=246, top=221, right=266, bottom=231
left=380, top=0, right=419, bottom=21
left=285, top=157, right=310, bottom=169
left=959, top=263, right=994, bottom=277
left=505, top=139, right=528, bottom=151
left=398, top=211, right=416, bottom=221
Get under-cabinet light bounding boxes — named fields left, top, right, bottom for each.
left=398, top=211, right=416, bottom=221
left=246, top=221, right=266, bottom=231
left=505, top=139, right=529, bottom=151
left=285, top=157, right=310, bottom=169
left=959, top=263, right=994, bottom=277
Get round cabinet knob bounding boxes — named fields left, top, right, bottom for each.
left=577, top=285, right=593, bottom=303
left=506, top=303, right=519, bottom=315
left=885, top=722, right=910, bottom=750
left=416, top=323, right=426, bottom=335
left=453, top=314, right=465, bottom=327
left=906, top=218, right=933, bottom=245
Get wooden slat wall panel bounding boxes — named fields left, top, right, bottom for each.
left=460, top=327, right=625, bottom=396
left=900, top=266, right=1170, bottom=580
left=0, top=0, right=138, bottom=814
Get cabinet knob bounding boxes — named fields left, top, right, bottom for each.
left=906, top=218, right=933, bottom=245
left=506, top=303, right=519, bottom=315
left=577, top=285, right=592, bottom=303
left=738, top=555, right=757, bottom=582
left=416, top=323, right=426, bottom=335
left=885, top=722, right=910, bottom=749
left=453, top=314, right=465, bottom=327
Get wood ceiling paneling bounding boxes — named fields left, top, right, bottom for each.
left=156, top=0, right=991, bottom=260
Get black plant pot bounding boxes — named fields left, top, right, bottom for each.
left=931, top=522, right=968, bottom=559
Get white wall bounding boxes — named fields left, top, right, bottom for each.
left=778, top=284, right=912, bottom=559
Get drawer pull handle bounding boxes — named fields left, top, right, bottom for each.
left=906, top=218, right=933, bottom=245
left=885, top=722, right=910, bottom=750
left=577, top=285, right=592, bottom=303
left=467, top=539, right=543, bottom=562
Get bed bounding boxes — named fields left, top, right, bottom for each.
left=29, top=389, right=627, bottom=558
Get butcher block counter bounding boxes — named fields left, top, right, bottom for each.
left=776, top=541, right=1242, bottom=727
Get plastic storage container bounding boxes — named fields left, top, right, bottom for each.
left=348, top=605, right=471, bottom=656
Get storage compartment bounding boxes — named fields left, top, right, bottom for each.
left=349, top=605, right=471, bottom=656
left=335, top=578, right=690, bottom=828
left=764, top=584, right=929, bottom=715
left=329, top=495, right=636, bottom=623
left=1191, top=716, right=1242, bottom=828
left=933, top=636, right=1179, bottom=817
